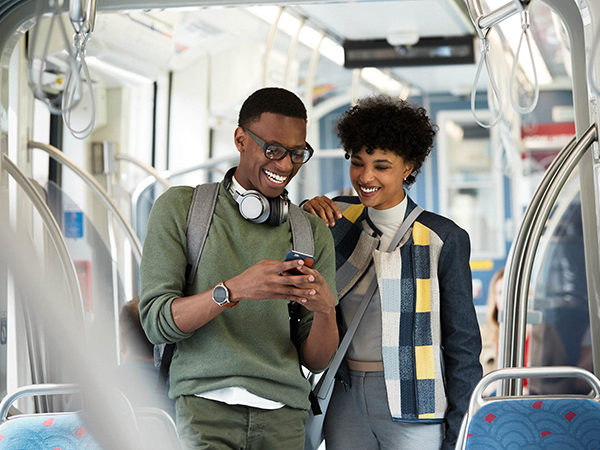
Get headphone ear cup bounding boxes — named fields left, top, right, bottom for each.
left=238, top=191, right=270, bottom=223
left=267, top=197, right=289, bottom=226
left=267, top=197, right=281, bottom=227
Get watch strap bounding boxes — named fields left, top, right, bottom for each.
left=213, top=282, right=238, bottom=308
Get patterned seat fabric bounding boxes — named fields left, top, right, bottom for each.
left=0, top=414, right=102, bottom=449
left=464, top=398, right=600, bottom=450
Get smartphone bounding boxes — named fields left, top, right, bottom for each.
left=284, top=250, right=315, bottom=275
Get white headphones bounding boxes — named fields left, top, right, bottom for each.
left=225, top=168, right=289, bottom=226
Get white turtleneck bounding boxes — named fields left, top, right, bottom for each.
left=368, top=195, right=408, bottom=252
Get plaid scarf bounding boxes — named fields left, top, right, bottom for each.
left=332, top=196, right=447, bottom=422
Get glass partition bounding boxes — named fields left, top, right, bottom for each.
left=437, top=110, right=505, bottom=260
left=527, top=171, right=590, bottom=394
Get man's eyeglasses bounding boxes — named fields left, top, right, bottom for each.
left=244, top=128, right=314, bottom=165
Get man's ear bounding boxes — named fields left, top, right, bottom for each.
left=234, top=127, right=246, bottom=154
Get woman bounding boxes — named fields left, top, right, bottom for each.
left=303, top=96, right=482, bottom=450
left=480, top=267, right=505, bottom=378
left=481, top=267, right=568, bottom=396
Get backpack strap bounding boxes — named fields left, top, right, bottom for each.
left=185, top=182, right=220, bottom=285
left=156, top=182, right=220, bottom=394
left=288, top=203, right=314, bottom=256
left=287, top=204, right=314, bottom=352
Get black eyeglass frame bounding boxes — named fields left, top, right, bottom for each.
left=244, top=128, right=314, bottom=164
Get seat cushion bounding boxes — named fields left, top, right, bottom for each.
left=465, top=398, right=600, bottom=450
left=0, top=414, right=102, bottom=449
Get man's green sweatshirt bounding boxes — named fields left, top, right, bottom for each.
left=139, top=183, right=337, bottom=410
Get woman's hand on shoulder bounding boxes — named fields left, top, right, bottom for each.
left=303, top=196, right=342, bottom=227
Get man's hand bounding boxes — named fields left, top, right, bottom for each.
left=303, top=196, right=342, bottom=227
left=226, top=259, right=325, bottom=305
left=282, top=264, right=336, bottom=314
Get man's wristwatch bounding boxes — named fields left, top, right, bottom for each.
left=212, top=282, right=238, bottom=308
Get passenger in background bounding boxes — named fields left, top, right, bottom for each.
left=479, top=267, right=504, bottom=397
left=139, top=87, right=338, bottom=450
left=479, top=267, right=568, bottom=395
left=480, top=267, right=504, bottom=378
left=118, top=297, right=175, bottom=417
left=303, top=96, right=482, bottom=450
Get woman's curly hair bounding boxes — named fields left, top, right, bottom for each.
left=335, top=95, right=437, bottom=186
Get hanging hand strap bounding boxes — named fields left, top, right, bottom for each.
left=315, top=206, right=424, bottom=402
left=509, top=9, right=539, bottom=115
left=471, top=29, right=502, bottom=129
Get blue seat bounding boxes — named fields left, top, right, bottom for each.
left=457, top=366, right=600, bottom=450
left=0, top=413, right=102, bottom=449
left=0, top=383, right=182, bottom=449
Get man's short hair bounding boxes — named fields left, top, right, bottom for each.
left=120, top=297, right=154, bottom=358
left=238, top=87, right=307, bottom=128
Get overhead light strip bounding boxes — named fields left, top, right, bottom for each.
left=248, top=6, right=344, bottom=65
left=247, top=6, right=408, bottom=96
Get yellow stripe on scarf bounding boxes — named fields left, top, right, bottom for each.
left=342, top=204, right=365, bottom=223
left=416, top=279, right=431, bottom=313
left=415, top=345, right=435, bottom=379
left=412, top=221, right=430, bottom=246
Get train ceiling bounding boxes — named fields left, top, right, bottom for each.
left=39, top=0, right=573, bottom=97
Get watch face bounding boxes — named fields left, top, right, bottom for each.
left=213, top=284, right=228, bottom=304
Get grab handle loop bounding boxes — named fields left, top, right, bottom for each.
left=28, top=0, right=83, bottom=115
left=62, top=43, right=96, bottom=139
left=471, top=31, right=502, bottom=129
left=588, top=21, right=600, bottom=98
left=62, top=17, right=96, bottom=139
left=509, top=10, right=539, bottom=114
left=27, top=0, right=96, bottom=139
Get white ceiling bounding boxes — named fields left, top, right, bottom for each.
left=296, top=0, right=473, bottom=41
left=82, top=0, right=569, bottom=96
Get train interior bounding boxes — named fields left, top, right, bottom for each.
left=1, top=0, right=600, bottom=448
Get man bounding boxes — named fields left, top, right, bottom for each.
left=139, top=87, right=338, bottom=449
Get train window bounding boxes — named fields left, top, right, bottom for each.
left=437, top=110, right=504, bottom=260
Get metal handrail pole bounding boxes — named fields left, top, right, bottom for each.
left=478, top=1, right=520, bottom=31
left=515, top=124, right=598, bottom=366
left=3, top=152, right=85, bottom=406
left=500, top=135, right=578, bottom=392
left=466, top=0, right=485, bottom=26
left=28, top=141, right=142, bottom=264
left=501, top=124, right=597, bottom=396
left=284, top=17, right=305, bottom=89
left=263, top=6, right=284, bottom=87
left=470, top=366, right=600, bottom=417
left=2, top=154, right=84, bottom=321
left=0, top=383, right=80, bottom=421
left=503, top=134, right=580, bottom=384
left=130, top=154, right=238, bottom=230
left=165, top=154, right=239, bottom=180
left=114, top=154, right=171, bottom=190
left=465, top=0, right=520, bottom=34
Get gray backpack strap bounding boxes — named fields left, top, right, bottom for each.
left=185, top=182, right=220, bottom=285
left=288, top=203, right=314, bottom=256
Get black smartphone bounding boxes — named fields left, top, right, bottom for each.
left=284, top=250, right=315, bottom=275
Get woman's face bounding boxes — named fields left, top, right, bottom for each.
left=494, top=276, right=504, bottom=311
left=349, top=147, right=414, bottom=210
